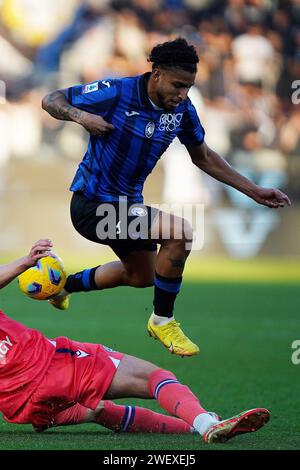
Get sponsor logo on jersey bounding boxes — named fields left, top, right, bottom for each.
left=158, top=113, right=183, bottom=132
left=145, top=121, right=155, bottom=138
left=83, top=82, right=99, bottom=94
left=0, top=335, right=13, bottom=363
left=130, top=206, right=147, bottom=217
left=102, top=80, right=111, bottom=88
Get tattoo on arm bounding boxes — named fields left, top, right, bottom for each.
left=42, top=91, right=84, bottom=123
left=168, top=258, right=185, bottom=269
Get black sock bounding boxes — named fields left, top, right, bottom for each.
left=153, top=272, right=182, bottom=318
left=65, top=266, right=100, bottom=293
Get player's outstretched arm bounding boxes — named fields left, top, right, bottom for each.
left=0, top=239, right=53, bottom=290
left=188, top=142, right=291, bottom=209
left=41, top=89, right=114, bottom=136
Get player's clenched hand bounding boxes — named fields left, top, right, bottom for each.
left=251, top=187, right=291, bottom=208
left=79, top=112, right=114, bottom=136
left=24, top=239, right=53, bottom=267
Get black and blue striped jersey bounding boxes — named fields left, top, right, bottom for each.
left=68, top=72, right=205, bottom=203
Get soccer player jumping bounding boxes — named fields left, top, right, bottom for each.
left=0, top=240, right=270, bottom=443
left=42, top=38, right=291, bottom=357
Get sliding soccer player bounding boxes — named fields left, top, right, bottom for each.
left=0, top=240, right=269, bottom=443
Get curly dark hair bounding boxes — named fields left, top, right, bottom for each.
left=148, top=38, right=199, bottom=73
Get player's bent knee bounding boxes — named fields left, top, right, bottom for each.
left=164, top=236, right=192, bottom=255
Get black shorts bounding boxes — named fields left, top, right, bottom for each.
left=70, top=192, right=158, bottom=259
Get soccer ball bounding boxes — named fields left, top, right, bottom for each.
left=18, top=253, right=66, bottom=300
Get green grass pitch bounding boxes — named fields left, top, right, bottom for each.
left=0, top=279, right=299, bottom=450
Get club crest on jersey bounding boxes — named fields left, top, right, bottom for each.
left=130, top=206, right=147, bottom=217
left=83, top=82, right=99, bottom=94
left=158, top=113, right=183, bottom=132
left=145, top=121, right=155, bottom=138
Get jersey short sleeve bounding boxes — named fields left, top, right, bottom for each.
left=177, top=99, right=205, bottom=147
left=67, top=78, right=119, bottom=116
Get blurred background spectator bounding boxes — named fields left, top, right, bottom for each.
left=0, top=0, right=299, bottom=257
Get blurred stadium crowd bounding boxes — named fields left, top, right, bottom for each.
left=0, top=0, right=299, bottom=206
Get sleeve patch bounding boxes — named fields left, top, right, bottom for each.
left=83, top=82, right=99, bottom=94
